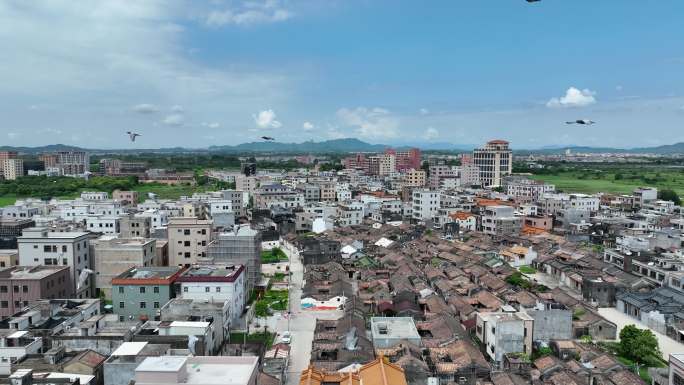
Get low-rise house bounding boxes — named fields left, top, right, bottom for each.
left=370, top=317, right=421, bottom=349
left=175, top=264, right=245, bottom=325
left=51, top=314, right=141, bottom=356
left=111, top=266, right=185, bottom=322
left=134, top=355, right=259, bottom=385
left=475, top=309, right=534, bottom=367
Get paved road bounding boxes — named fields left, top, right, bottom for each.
left=598, top=307, right=684, bottom=359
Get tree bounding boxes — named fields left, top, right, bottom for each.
left=619, top=324, right=661, bottom=364
left=658, top=189, right=681, bottom=205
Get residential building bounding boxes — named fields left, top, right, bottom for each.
left=503, top=176, right=555, bottom=201
left=99, top=158, right=147, bottom=176
left=205, top=225, right=261, bottom=292
left=135, top=209, right=168, bottom=230
left=522, top=302, right=573, bottom=343
left=17, top=228, right=92, bottom=298
left=481, top=205, right=522, bottom=236
left=133, top=356, right=259, bottom=385
left=499, top=245, right=537, bottom=267
left=51, top=151, right=90, bottom=176
left=235, top=175, right=258, bottom=194
left=0, top=219, right=34, bottom=249
left=113, top=190, right=139, bottom=205
left=0, top=266, right=71, bottom=317
left=120, top=215, right=152, bottom=238
left=429, top=164, right=458, bottom=189
left=670, top=353, right=684, bottom=385
left=473, top=140, right=512, bottom=187
left=111, top=266, right=185, bottom=322
left=175, top=264, right=245, bottom=324
left=159, top=299, right=229, bottom=355
left=412, top=189, right=440, bottom=222
left=0, top=331, right=43, bottom=365
left=2, top=159, right=24, bottom=180
left=386, top=147, right=421, bottom=172
left=367, top=153, right=396, bottom=176
left=475, top=310, right=534, bottom=366
left=168, top=218, right=212, bottom=267
left=0, top=250, right=18, bottom=268
left=254, top=184, right=303, bottom=209
left=403, top=168, right=426, bottom=187
left=92, top=237, right=157, bottom=300
left=370, top=316, right=421, bottom=349
left=84, top=215, right=120, bottom=235
left=634, top=187, right=658, bottom=208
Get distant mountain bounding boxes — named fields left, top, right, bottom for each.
left=208, top=138, right=391, bottom=153
left=3, top=139, right=684, bottom=155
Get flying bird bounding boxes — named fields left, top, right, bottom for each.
left=126, top=131, right=142, bottom=142
left=526, top=0, right=541, bottom=2
left=261, top=136, right=275, bottom=141
left=565, top=120, right=595, bottom=125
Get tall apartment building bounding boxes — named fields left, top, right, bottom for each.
left=473, top=140, right=512, bottom=187
left=17, top=228, right=93, bottom=298
left=43, top=151, right=90, bottom=176
left=99, top=159, right=147, bottom=176
left=205, top=225, right=261, bottom=292
left=235, top=175, right=258, bottom=194
left=412, top=190, right=440, bottom=222
left=367, top=154, right=396, bottom=176
left=385, top=148, right=421, bottom=172
left=2, top=159, right=24, bottom=180
left=0, top=265, right=72, bottom=317
left=92, top=237, right=158, bottom=300
left=168, top=218, right=213, bottom=267
left=404, top=169, right=426, bottom=187
left=428, top=165, right=458, bottom=189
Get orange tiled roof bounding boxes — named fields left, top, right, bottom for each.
left=299, top=357, right=408, bottom=385
left=449, top=211, right=475, bottom=220
left=475, top=198, right=515, bottom=207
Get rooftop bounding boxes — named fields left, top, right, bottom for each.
left=370, top=317, right=421, bottom=341
left=135, top=356, right=259, bottom=385
left=176, top=264, right=245, bottom=283
left=112, top=266, right=184, bottom=284
left=0, top=266, right=69, bottom=280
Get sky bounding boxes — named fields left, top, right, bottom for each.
left=1, top=0, right=684, bottom=149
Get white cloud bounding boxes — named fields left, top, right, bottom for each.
left=7, top=132, right=19, bottom=140
left=38, top=128, right=63, bottom=135
left=206, top=1, right=293, bottom=27
left=253, top=109, right=282, bottom=129
left=419, top=108, right=429, bottom=115
left=302, top=121, right=314, bottom=131
left=132, top=104, right=158, bottom=114
left=202, top=122, right=221, bottom=129
left=336, top=107, right=398, bottom=140
left=546, top=87, right=597, bottom=108
left=162, top=114, right=184, bottom=126
left=171, top=105, right=184, bottom=113
left=424, top=127, right=439, bottom=140
left=616, top=85, right=624, bottom=92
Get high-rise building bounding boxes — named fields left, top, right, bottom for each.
left=473, top=140, right=512, bottom=187
left=205, top=225, right=261, bottom=292
left=43, top=151, right=90, bottom=176
left=386, top=148, right=421, bottom=172
left=1, top=159, right=23, bottom=180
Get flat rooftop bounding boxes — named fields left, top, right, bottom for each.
left=370, top=317, right=421, bottom=340
left=176, top=265, right=244, bottom=282
left=114, top=267, right=182, bottom=281
left=0, top=266, right=68, bottom=280
left=136, top=356, right=258, bottom=385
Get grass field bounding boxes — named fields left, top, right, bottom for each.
left=530, top=169, right=684, bottom=196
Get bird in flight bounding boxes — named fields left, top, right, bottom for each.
left=261, top=136, right=275, bottom=141
left=566, top=120, right=595, bottom=125
left=127, top=131, right=142, bottom=142
left=526, top=0, right=541, bottom=2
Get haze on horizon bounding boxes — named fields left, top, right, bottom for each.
left=1, top=1, right=684, bottom=149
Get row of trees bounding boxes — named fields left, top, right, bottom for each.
left=0, top=175, right=138, bottom=198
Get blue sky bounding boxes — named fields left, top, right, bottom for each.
left=1, top=0, right=684, bottom=149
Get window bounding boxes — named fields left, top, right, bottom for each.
left=216, top=287, right=221, bottom=293
left=43, top=245, right=52, bottom=252
left=119, top=315, right=125, bottom=322
left=13, top=286, right=18, bottom=293
left=119, top=302, right=124, bottom=308
left=184, top=241, right=191, bottom=247
left=140, top=302, right=146, bottom=309
left=154, top=302, right=160, bottom=309
left=184, top=252, right=191, bottom=259
left=0, top=286, right=6, bottom=293
left=62, top=245, right=67, bottom=252
left=153, top=286, right=159, bottom=294
left=205, top=287, right=210, bottom=293
left=139, top=287, right=146, bottom=294
left=184, top=229, right=191, bottom=235
left=183, top=287, right=188, bottom=292
left=22, top=286, right=28, bottom=293
left=118, top=287, right=124, bottom=294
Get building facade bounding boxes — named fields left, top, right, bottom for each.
left=473, top=140, right=512, bottom=187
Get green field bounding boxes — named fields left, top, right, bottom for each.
left=530, top=169, right=684, bottom=196
left=131, top=183, right=203, bottom=200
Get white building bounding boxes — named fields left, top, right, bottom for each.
left=412, top=190, right=440, bottom=222
left=135, top=209, right=169, bottom=229
left=476, top=310, right=534, bottom=366
left=481, top=205, right=521, bottom=236
left=80, top=192, right=110, bottom=201
left=0, top=331, right=42, bottom=366
left=17, top=228, right=93, bottom=298
left=1, top=159, right=24, bottom=180
left=176, top=265, right=246, bottom=324
left=84, top=215, right=121, bottom=235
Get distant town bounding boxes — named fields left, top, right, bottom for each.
left=0, top=139, right=681, bottom=385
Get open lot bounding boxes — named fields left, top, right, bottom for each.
left=531, top=168, right=684, bottom=196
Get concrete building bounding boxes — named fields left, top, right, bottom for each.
left=51, top=151, right=90, bottom=176
left=120, top=215, right=152, bottom=238
left=0, top=250, right=19, bottom=268
left=473, top=140, right=512, bottom=187
left=160, top=299, right=229, bottom=355
left=481, top=205, right=522, bottom=236
left=17, top=228, right=92, bottom=298
left=168, top=218, right=212, bottom=267
left=84, top=215, right=120, bottom=235
left=669, top=353, right=684, bottom=385
left=0, top=266, right=71, bottom=317
left=367, top=154, right=396, bottom=176
left=111, top=266, right=185, bottom=322
left=476, top=310, right=534, bottom=367
left=0, top=330, right=43, bottom=365
left=104, top=342, right=171, bottom=385
left=176, top=265, right=245, bottom=324
left=386, top=148, right=421, bottom=172
left=113, top=190, right=139, bottom=206
left=133, top=356, right=258, bottom=385
left=370, top=317, right=421, bottom=349
left=135, top=209, right=168, bottom=230
left=0, top=219, right=34, bottom=249
left=92, top=237, right=157, bottom=300
left=412, top=189, right=440, bottom=222
left=235, top=175, right=258, bottom=194
left=522, top=302, right=573, bottom=343
left=503, top=176, right=555, bottom=201
left=403, top=169, right=426, bottom=187
left=205, top=226, right=261, bottom=293
left=2, top=159, right=24, bottom=180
